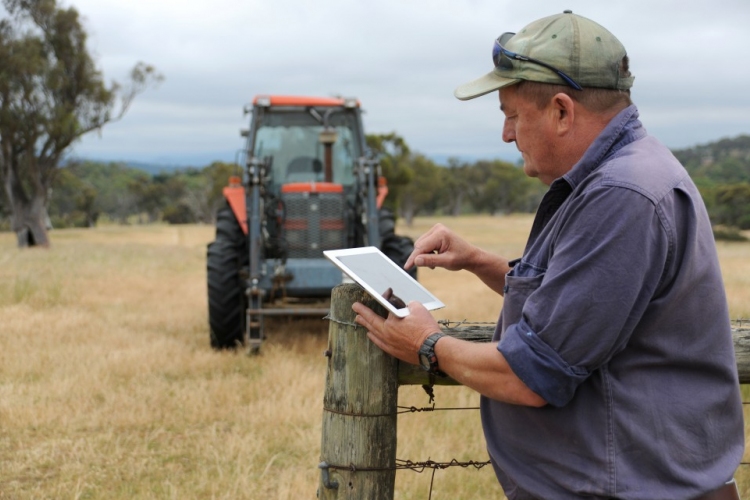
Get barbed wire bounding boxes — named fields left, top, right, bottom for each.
left=322, top=404, right=480, bottom=418
left=398, top=404, right=480, bottom=413
left=322, top=458, right=492, bottom=500
left=324, top=458, right=491, bottom=473
left=437, top=319, right=497, bottom=327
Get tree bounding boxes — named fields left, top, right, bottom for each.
left=48, top=165, right=97, bottom=227
left=166, top=162, right=239, bottom=224
left=63, top=161, right=148, bottom=224
left=128, top=174, right=167, bottom=223
left=196, top=161, right=241, bottom=223
left=443, top=158, right=472, bottom=216
left=398, top=153, right=443, bottom=225
left=0, top=0, right=162, bottom=247
left=366, top=133, right=414, bottom=213
left=714, top=183, right=750, bottom=230
left=466, top=160, right=544, bottom=215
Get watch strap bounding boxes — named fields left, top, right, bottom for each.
left=419, top=332, right=446, bottom=376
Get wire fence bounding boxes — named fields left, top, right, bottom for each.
left=321, top=300, right=750, bottom=500
left=322, top=385, right=489, bottom=500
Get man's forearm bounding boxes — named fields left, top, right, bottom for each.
left=435, top=336, right=546, bottom=407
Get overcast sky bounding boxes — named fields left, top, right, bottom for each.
left=58, top=0, right=750, bottom=166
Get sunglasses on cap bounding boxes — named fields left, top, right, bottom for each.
left=492, top=32, right=583, bottom=91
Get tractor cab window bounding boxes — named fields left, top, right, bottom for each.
left=253, top=109, right=361, bottom=186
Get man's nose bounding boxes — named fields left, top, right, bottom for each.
left=502, top=121, right=515, bottom=144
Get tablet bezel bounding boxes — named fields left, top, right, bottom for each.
left=324, top=246, right=444, bottom=318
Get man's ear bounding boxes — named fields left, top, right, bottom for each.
left=550, top=93, right=575, bottom=135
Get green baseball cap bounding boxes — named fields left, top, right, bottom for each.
left=454, top=10, right=635, bottom=100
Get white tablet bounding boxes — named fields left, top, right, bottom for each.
left=324, top=246, right=444, bottom=318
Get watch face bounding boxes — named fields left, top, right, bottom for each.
left=419, top=352, right=431, bottom=370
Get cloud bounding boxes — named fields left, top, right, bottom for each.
left=64, top=0, right=750, bottom=164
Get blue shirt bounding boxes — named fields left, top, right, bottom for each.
left=482, top=105, right=744, bottom=499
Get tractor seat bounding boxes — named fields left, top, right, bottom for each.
left=286, top=156, right=323, bottom=183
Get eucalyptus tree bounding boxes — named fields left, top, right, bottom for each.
left=365, top=133, right=414, bottom=214
left=0, top=0, right=161, bottom=246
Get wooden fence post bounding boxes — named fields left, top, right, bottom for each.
left=318, top=283, right=399, bottom=500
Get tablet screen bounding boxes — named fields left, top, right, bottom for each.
left=325, top=247, right=444, bottom=317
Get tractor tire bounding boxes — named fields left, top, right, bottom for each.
left=378, top=208, right=417, bottom=279
left=207, top=205, right=248, bottom=349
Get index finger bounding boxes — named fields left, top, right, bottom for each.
left=405, top=232, right=441, bottom=269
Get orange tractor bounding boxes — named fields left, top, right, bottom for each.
left=207, top=96, right=414, bottom=352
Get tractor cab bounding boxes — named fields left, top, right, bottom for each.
left=248, top=95, right=362, bottom=188
left=207, top=95, right=412, bottom=353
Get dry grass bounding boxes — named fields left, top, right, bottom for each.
left=0, top=215, right=748, bottom=499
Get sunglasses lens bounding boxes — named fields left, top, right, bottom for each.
left=491, top=42, right=502, bottom=67
left=492, top=32, right=515, bottom=69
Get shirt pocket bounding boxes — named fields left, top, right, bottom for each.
left=502, top=263, right=545, bottom=335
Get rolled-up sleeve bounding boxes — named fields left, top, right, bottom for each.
left=499, top=319, right=590, bottom=407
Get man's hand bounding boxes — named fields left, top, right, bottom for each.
left=405, top=223, right=512, bottom=296
left=405, top=223, right=479, bottom=272
left=352, top=300, right=441, bottom=366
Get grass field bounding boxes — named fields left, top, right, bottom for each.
left=0, top=215, right=749, bottom=499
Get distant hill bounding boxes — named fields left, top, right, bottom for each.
left=123, top=161, right=193, bottom=176
left=70, top=134, right=750, bottom=183
left=670, top=135, right=750, bottom=231
left=672, top=135, right=750, bottom=184
left=64, top=159, right=201, bottom=176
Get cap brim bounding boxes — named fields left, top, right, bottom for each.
left=454, top=68, right=521, bottom=101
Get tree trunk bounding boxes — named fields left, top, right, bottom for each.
left=13, top=200, right=50, bottom=248
left=3, top=173, right=50, bottom=248
left=400, top=196, right=415, bottom=227
left=451, top=191, right=464, bottom=216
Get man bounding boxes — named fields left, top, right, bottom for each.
left=353, top=10, right=745, bottom=500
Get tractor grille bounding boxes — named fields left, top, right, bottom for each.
left=281, top=184, right=347, bottom=259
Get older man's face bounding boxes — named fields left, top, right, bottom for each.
left=499, top=87, right=564, bottom=185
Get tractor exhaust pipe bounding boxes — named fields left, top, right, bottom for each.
left=319, top=128, right=337, bottom=183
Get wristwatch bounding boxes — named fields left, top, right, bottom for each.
left=418, top=332, right=446, bottom=376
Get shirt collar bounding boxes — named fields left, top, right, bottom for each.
left=560, top=104, right=646, bottom=190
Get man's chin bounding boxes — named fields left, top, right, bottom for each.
left=522, top=164, right=537, bottom=179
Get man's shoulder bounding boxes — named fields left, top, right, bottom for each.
left=591, top=135, right=691, bottom=205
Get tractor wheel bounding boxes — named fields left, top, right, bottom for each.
left=207, top=205, right=248, bottom=349
left=378, top=208, right=417, bottom=279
